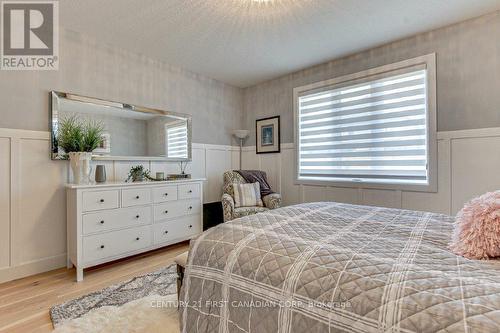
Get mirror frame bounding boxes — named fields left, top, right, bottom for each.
left=50, top=91, right=192, bottom=161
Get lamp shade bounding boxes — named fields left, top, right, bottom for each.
left=232, top=129, right=249, bottom=139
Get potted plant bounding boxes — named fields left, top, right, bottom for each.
left=57, top=115, right=104, bottom=184
left=126, top=165, right=152, bottom=182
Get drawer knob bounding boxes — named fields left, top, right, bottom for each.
left=100, top=245, right=104, bottom=249
left=189, top=206, right=193, bottom=210
left=164, top=193, right=168, bottom=196
left=136, top=215, right=140, bottom=219
left=100, top=220, right=104, bottom=224
left=136, top=237, right=140, bottom=241
left=189, top=225, right=193, bottom=228
left=164, top=210, right=168, bottom=214
left=164, top=230, right=169, bottom=234
left=136, top=195, right=140, bottom=199
left=188, top=190, right=193, bottom=193
left=99, top=199, right=104, bottom=203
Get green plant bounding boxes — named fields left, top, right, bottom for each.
left=82, top=119, right=105, bottom=152
left=126, top=165, right=154, bottom=182
left=57, top=115, right=104, bottom=154
left=57, top=115, right=84, bottom=153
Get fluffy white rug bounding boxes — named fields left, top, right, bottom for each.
left=53, top=294, right=180, bottom=333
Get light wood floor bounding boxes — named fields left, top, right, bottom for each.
left=0, top=242, right=189, bottom=333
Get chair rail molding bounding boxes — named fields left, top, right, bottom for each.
left=0, top=127, right=240, bottom=283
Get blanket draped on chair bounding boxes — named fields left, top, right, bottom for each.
left=234, top=170, right=274, bottom=197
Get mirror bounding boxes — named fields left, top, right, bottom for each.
left=50, top=91, right=192, bottom=161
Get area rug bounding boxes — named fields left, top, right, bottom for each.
left=50, top=264, right=180, bottom=333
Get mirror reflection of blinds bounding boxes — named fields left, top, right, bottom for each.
left=298, top=69, right=428, bottom=185
left=167, top=125, right=188, bottom=158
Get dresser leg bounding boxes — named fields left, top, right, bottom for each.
left=67, top=257, right=73, bottom=269
left=76, top=267, right=83, bottom=282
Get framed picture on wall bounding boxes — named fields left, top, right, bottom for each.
left=256, top=116, right=280, bottom=154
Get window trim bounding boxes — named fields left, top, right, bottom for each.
left=293, top=54, right=437, bottom=192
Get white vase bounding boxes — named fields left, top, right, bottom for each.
left=69, top=152, right=93, bottom=184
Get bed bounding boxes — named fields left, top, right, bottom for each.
left=180, top=202, right=500, bottom=332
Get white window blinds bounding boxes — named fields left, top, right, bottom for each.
left=167, top=123, right=188, bottom=158
left=297, top=69, right=429, bottom=185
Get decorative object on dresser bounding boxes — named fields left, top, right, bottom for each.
left=66, top=179, right=204, bottom=281
left=221, top=170, right=281, bottom=222
left=231, top=129, right=249, bottom=169
left=57, top=115, right=105, bottom=184
left=95, top=165, right=107, bottom=183
left=167, top=173, right=191, bottom=180
left=125, top=165, right=152, bottom=182
left=255, top=116, right=280, bottom=154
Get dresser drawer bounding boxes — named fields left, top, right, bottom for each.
left=122, top=188, right=152, bottom=207
left=178, top=199, right=201, bottom=216
left=178, top=183, right=200, bottom=199
left=83, top=225, right=152, bottom=263
left=153, top=199, right=201, bottom=221
left=154, top=201, right=182, bottom=221
left=153, top=215, right=201, bottom=245
left=152, top=186, right=178, bottom=203
left=82, top=190, right=119, bottom=212
left=82, top=206, right=152, bottom=235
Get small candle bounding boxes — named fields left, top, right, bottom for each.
left=156, top=172, right=165, bottom=180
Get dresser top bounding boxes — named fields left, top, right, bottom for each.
left=66, top=178, right=206, bottom=189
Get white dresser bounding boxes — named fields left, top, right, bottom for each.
left=66, top=179, right=204, bottom=281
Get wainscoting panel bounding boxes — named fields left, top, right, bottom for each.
left=361, top=189, right=402, bottom=209
left=17, top=139, right=67, bottom=264
left=324, top=186, right=360, bottom=205
left=205, top=146, right=235, bottom=203
left=450, top=134, right=500, bottom=214
left=0, top=138, right=10, bottom=270
left=259, top=153, right=280, bottom=192
left=280, top=148, right=301, bottom=205
left=0, top=128, right=239, bottom=283
left=242, top=127, right=500, bottom=216
left=401, top=139, right=451, bottom=214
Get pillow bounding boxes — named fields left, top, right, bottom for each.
left=233, top=182, right=263, bottom=208
left=449, top=190, right=500, bottom=259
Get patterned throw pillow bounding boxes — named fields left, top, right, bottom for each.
left=233, top=182, right=263, bottom=208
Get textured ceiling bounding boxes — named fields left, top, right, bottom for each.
left=60, top=0, right=500, bottom=87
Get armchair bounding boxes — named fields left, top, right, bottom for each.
left=221, top=171, right=281, bottom=222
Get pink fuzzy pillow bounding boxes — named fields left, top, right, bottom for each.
left=450, top=190, right=500, bottom=259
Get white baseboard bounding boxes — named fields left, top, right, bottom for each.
left=0, top=254, right=67, bottom=284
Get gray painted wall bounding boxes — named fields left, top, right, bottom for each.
left=243, top=11, right=500, bottom=145
left=0, top=29, right=243, bottom=146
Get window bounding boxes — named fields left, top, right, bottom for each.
left=294, top=55, right=436, bottom=191
left=166, top=122, right=188, bottom=158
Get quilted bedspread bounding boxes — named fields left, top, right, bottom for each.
left=180, top=202, right=500, bottom=333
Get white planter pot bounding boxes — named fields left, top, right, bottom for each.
left=69, top=152, right=93, bottom=184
